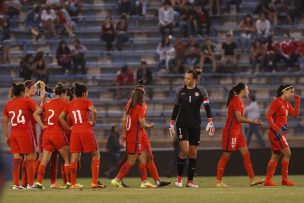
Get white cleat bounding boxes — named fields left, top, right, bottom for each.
left=26, top=184, right=37, bottom=190
left=12, top=185, right=26, bottom=190
left=175, top=180, right=182, bottom=188
left=186, top=182, right=199, bottom=188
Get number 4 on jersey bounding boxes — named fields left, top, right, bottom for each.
left=9, top=110, right=25, bottom=126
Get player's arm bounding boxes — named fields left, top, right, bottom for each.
left=88, top=105, right=97, bottom=126
left=37, top=80, right=46, bottom=106
left=139, top=117, right=153, bottom=129
left=265, top=102, right=281, bottom=132
left=59, top=112, right=71, bottom=131
left=33, top=107, right=46, bottom=129
left=234, top=111, right=261, bottom=125
left=288, top=95, right=301, bottom=117
left=200, top=86, right=215, bottom=136
left=2, top=116, right=10, bottom=146
left=121, top=113, right=127, bottom=142
left=169, top=87, right=181, bottom=136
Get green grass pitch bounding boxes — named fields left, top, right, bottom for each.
left=2, top=176, right=304, bottom=203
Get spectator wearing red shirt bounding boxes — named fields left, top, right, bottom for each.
left=279, top=33, right=299, bottom=71
left=192, top=5, right=210, bottom=36
left=101, top=15, right=116, bottom=52
left=115, top=65, right=134, bottom=99
left=298, top=41, right=304, bottom=71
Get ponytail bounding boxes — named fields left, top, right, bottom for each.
left=10, top=83, right=25, bottom=98
left=226, top=83, right=246, bottom=107
left=55, top=82, right=67, bottom=95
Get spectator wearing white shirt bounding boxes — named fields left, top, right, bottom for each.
left=158, top=1, right=174, bottom=36
left=245, top=95, right=266, bottom=148
left=41, top=6, right=58, bottom=37
left=256, top=12, right=271, bottom=42
left=156, top=35, right=176, bottom=72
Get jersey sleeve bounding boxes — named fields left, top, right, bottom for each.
left=197, top=86, right=209, bottom=103
left=86, top=99, right=94, bottom=109
left=27, top=99, right=37, bottom=112
left=3, top=104, right=8, bottom=117
left=265, top=100, right=281, bottom=132
left=174, top=86, right=183, bottom=105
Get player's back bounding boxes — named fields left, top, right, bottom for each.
left=125, top=104, right=145, bottom=143
left=3, top=97, right=36, bottom=133
left=43, top=98, right=67, bottom=132
left=223, top=96, right=244, bottom=136
left=65, top=98, right=93, bottom=134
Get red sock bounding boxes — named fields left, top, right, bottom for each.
left=147, top=160, right=160, bottom=181
left=21, top=160, right=27, bottom=186
left=216, top=155, right=229, bottom=181
left=70, top=162, right=77, bottom=185
left=61, top=164, right=67, bottom=184
left=138, top=163, right=147, bottom=181
left=37, top=164, right=46, bottom=184
left=177, top=176, right=182, bottom=182
left=242, top=152, right=254, bottom=178
left=50, top=154, right=58, bottom=184
left=26, top=159, right=35, bottom=186
left=77, top=160, right=81, bottom=177
left=91, top=158, right=100, bottom=185
left=265, top=160, right=277, bottom=182
left=281, top=160, right=289, bottom=182
left=116, top=162, right=132, bottom=180
left=64, top=165, right=71, bottom=183
left=12, top=158, right=21, bottom=186
left=34, top=159, right=40, bottom=179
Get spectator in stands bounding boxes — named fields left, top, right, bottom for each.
left=156, top=35, right=176, bottom=72
left=179, top=3, right=193, bottom=38
left=41, top=5, right=58, bottom=37
left=0, top=1, right=7, bottom=16
left=55, top=5, right=75, bottom=37
left=105, top=125, right=122, bottom=179
left=158, top=1, right=174, bottom=36
left=64, top=0, right=82, bottom=20
left=245, top=94, right=266, bottom=148
left=225, top=0, right=241, bottom=13
left=282, top=0, right=303, bottom=24
left=33, top=51, right=49, bottom=84
left=71, top=39, right=87, bottom=74
left=256, top=12, right=271, bottom=42
left=199, top=37, right=216, bottom=72
left=56, top=40, right=72, bottom=74
left=184, top=35, right=201, bottom=68
left=279, top=33, right=298, bottom=71
left=239, top=14, right=256, bottom=51
left=6, top=0, right=20, bottom=28
left=250, top=40, right=266, bottom=72
left=220, top=32, right=237, bottom=72
left=0, top=18, right=11, bottom=64
left=118, top=0, right=131, bottom=15
left=299, top=40, right=304, bottom=72
left=263, top=31, right=280, bottom=72
left=136, top=61, right=153, bottom=98
left=25, top=6, right=42, bottom=41
left=261, top=0, right=277, bottom=25
left=209, top=0, right=220, bottom=15
left=192, top=5, right=211, bottom=36
left=19, top=53, right=34, bottom=80
left=173, top=36, right=186, bottom=73
left=116, top=15, right=129, bottom=51
left=101, top=15, right=115, bottom=52
left=46, top=0, right=61, bottom=5
left=115, top=65, right=134, bottom=98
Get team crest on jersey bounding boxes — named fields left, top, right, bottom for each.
left=179, top=134, right=183, bottom=139
left=195, top=92, right=199, bottom=97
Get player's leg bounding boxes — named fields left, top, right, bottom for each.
left=70, top=152, right=80, bottom=188
left=21, top=155, right=27, bottom=187
left=35, top=150, right=52, bottom=189
left=280, top=147, right=293, bottom=186
left=25, top=153, right=36, bottom=189
left=264, top=150, right=281, bottom=186
left=34, top=152, right=42, bottom=179
left=138, top=152, right=156, bottom=188
left=58, top=146, right=71, bottom=187
left=49, top=152, right=59, bottom=187
left=91, top=150, right=105, bottom=188
left=216, top=151, right=231, bottom=187
left=11, top=153, right=22, bottom=189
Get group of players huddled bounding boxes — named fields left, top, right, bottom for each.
left=2, top=67, right=301, bottom=190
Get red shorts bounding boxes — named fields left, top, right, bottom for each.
left=222, top=131, right=247, bottom=151
left=42, top=130, right=69, bottom=152
left=126, top=141, right=142, bottom=154
left=268, top=131, right=289, bottom=151
left=10, top=132, right=36, bottom=154
left=70, top=132, right=98, bottom=153
left=142, top=132, right=153, bottom=158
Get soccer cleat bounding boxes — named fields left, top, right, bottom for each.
left=186, top=182, right=199, bottom=188
left=60, top=182, right=71, bottom=189
left=76, top=183, right=84, bottom=188
left=12, top=185, right=26, bottom=190
left=282, top=180, right=295, bottom=186
left=34, top=182, right=45, bottom=189
left=111, top=178, right=124, bottom=188
left=26, top=184, right=38, bottom=190
left=250, top=178, right=265, bottom=186
left=156, top=180, right=171, bottom=187
left=70, top=184, right=83, bottom=189
left=175, top=180, right=182, bottom=188
left=215, top=181, right=228, bottom=188
left=264, top=180, right=280, bottom=186
left=140, top=181, right=156, bottom=188
left=121, top=180, right=130, bottom=188
left=92, top=181, right=106, bottom=189
left=50, top=182, right=62, bottom=189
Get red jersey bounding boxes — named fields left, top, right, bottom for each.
left=42, top=98, right=68, bottom=132
left=125, top=103, right=145, bottom=143
left=63, top=98, right=94, bottom=134
left=223, top=96, right=244, bottom=136
left=266, top=97, right=300, bottom=134
left=280, top=40, right=298, bottom=56
left=298, top=41, right=304, bottom=56
left=3, top=97, right=37, bottom=134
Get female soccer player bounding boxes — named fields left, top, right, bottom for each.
left=169, top=68, right=215, bottom=188
left=33, top=83, right=71, bottom=189
left=264, top=84, right=301, bottom=186
left=59, top=83, right=105, bottom=189
left=215, top=83, right=264, bottom=187
left=2, top=83, right=37, bottom=189
left=111, top=86, right=156, bottom=188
